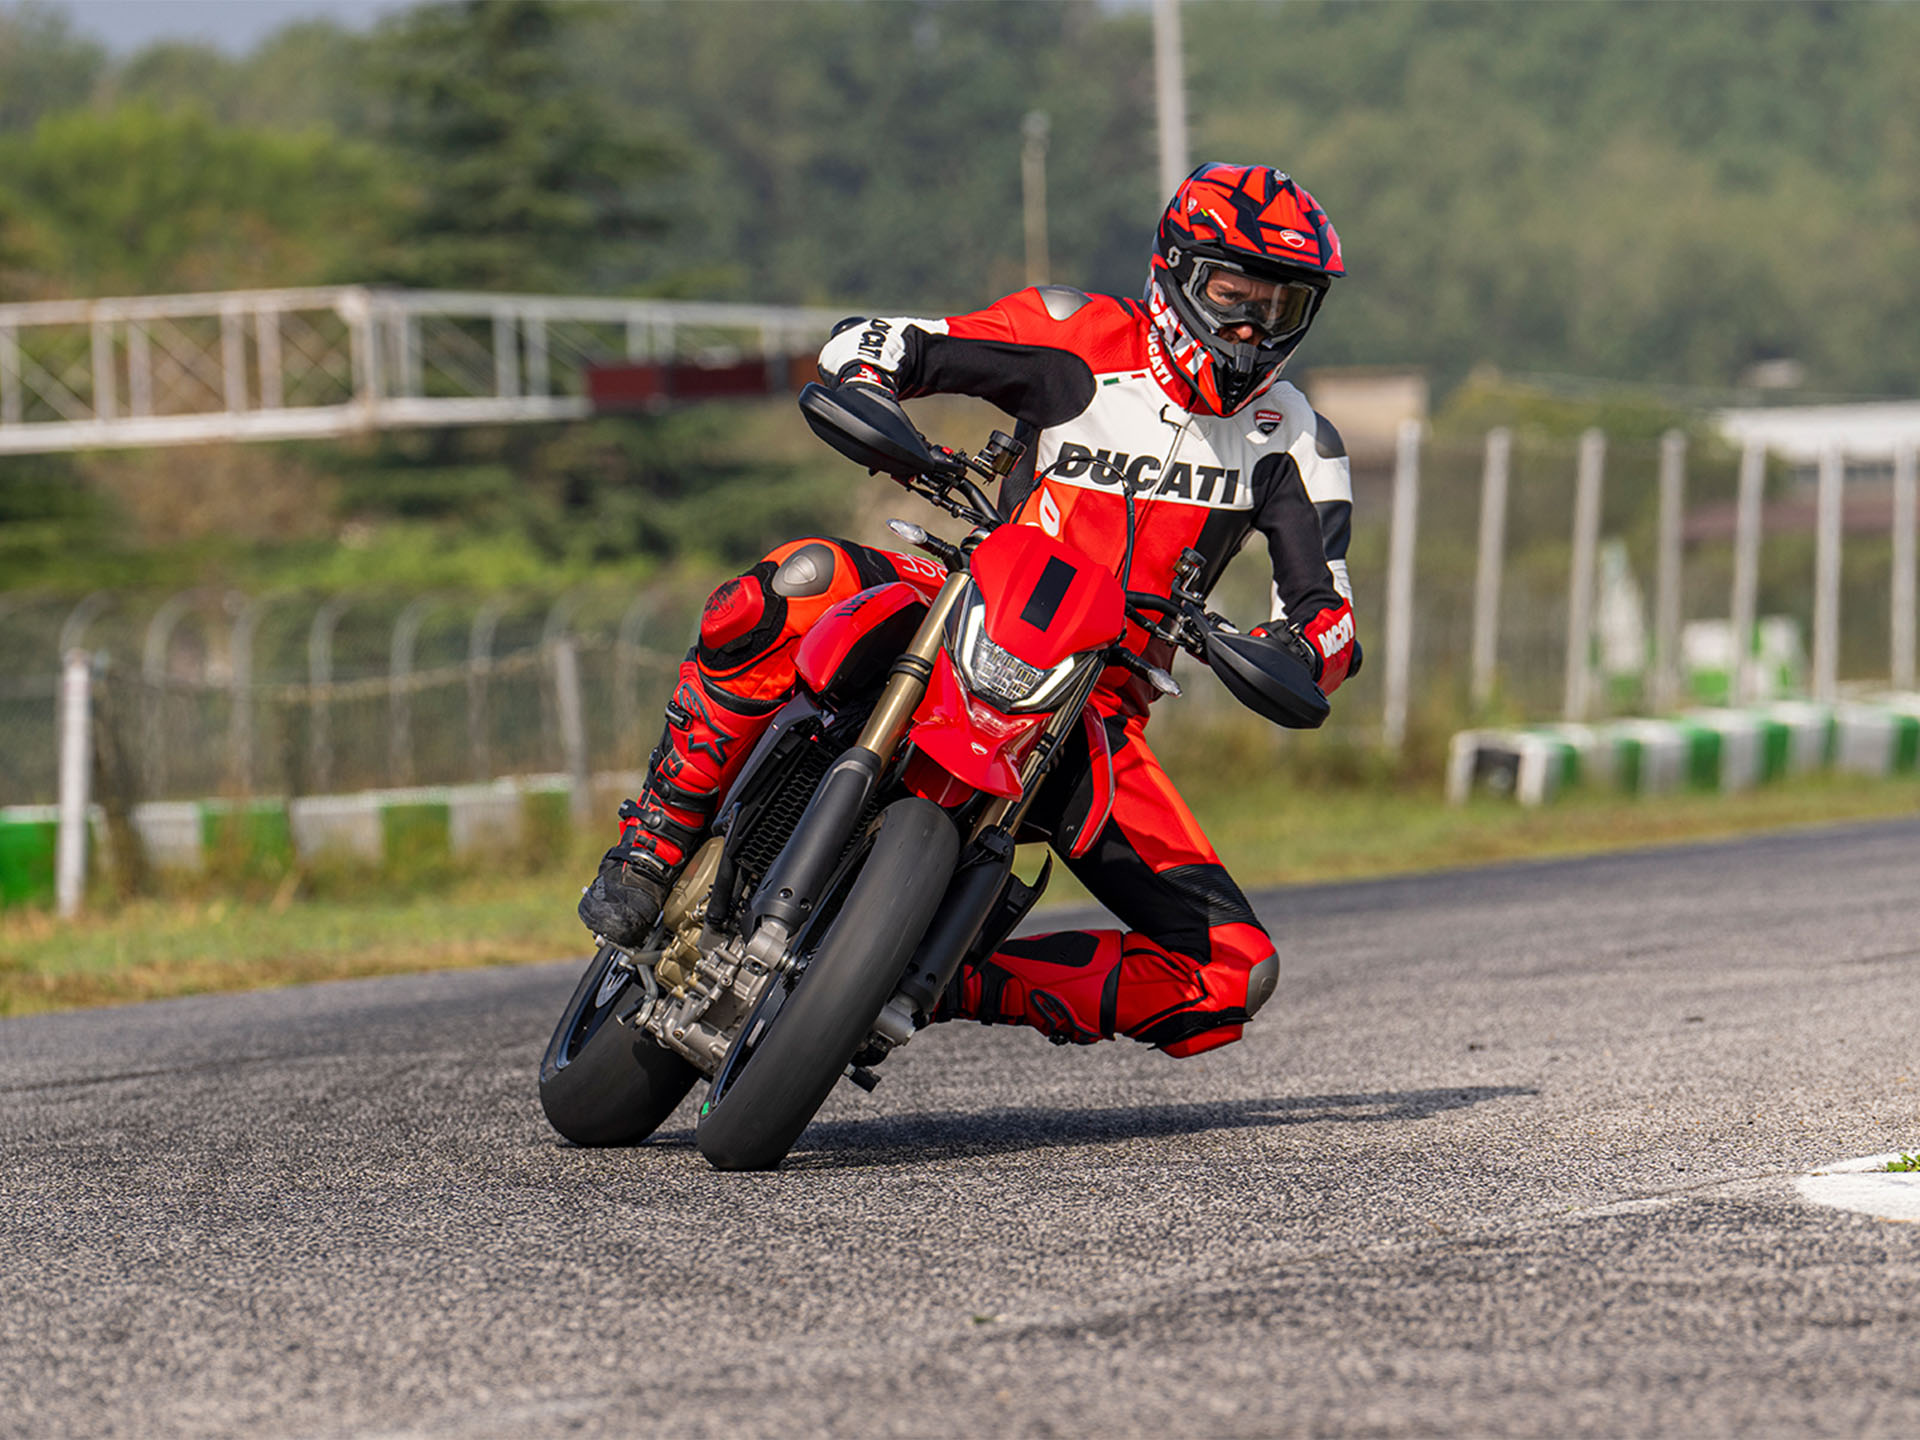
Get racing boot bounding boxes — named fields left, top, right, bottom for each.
left=577, top=656, right=769, bottom=946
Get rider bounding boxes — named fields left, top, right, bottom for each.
left=579, top=162, right=1358, bottom=1058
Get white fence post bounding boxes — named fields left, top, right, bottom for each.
left=1812, top=442, right=1844, bottom=703
left=1563, top=429, right=1605, bottom=721
left=56, top=650, right=93, bottom=919
left=389, top=597, right=437, bottom=787
left=1651, top=429, right=1687, bottom=712
left=1892, top=442, right=1916, bottom=693
left=552, top=636, right=591, bottom=823
left=1469, top=427, right=1511, bottom=711
left=467, top=600, right=505, bottom=781
left=1729, top=439, right=1766, bottom=705
left=1381, top=419, right=1422, bottom=753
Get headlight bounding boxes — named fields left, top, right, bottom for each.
left=944, top=584, right=1090, bottom=712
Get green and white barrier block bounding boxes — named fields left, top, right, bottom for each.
left=1445, top=695, right=1920, bottom=806
left=1605, top=719, right=1692, bottom=795
left=1832, top=699, right=1920, bottom=777
left=448, top=778, right=528, bottom=856
left=288, top=794, right=383, bottom=864
left=0, top=805, right=58, bottom=909
left=1679, top=709, right=1766, bottom=792
left=1446, top=724, right=1599, bottom=805
left=1756, top=701, right=1835, bottom=777
left=132, top=802, right=204, bottom=871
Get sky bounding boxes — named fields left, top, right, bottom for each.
left=60, top=0, right=410, bottom=54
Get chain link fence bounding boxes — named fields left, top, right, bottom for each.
left=0, top=584, right=704, bottom=811
left=4, top=426, right=1915, bottom=813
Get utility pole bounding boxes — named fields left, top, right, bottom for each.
left=1154, top=0, right=1189, bottom=199
left=1022, top=111, right=1051, bottom=288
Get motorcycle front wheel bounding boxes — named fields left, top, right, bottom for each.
left=539, top=940, right=699, bottom=1146
left=695, top=797, right=958, bottom=1171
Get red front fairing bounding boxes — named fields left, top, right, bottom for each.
left=966, top=523, right=1125, bottom=669
left=906, top=651, right=1046, bottom=798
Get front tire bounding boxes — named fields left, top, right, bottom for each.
left=695, top=798, right=958, bottom=1171
left=540, top=941, right=699, bottom=1146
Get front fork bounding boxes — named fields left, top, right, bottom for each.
left=882, top=658, right=1105, bottom=1036
left=742, top=568, right=973, bottom=955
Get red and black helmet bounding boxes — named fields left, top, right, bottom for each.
left=1147, top=163, right=1344, bottom=416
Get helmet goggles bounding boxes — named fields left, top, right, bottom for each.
left=1180, top=258, right=1323, bottom=347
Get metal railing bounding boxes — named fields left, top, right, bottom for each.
left=0, top=287, right=844, bottom=455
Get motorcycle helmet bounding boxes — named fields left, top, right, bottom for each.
left=1147, top=163, right=1344, bottom=416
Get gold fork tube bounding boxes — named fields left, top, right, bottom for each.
left=853, top=570, right=971, bottom=760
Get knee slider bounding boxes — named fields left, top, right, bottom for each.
left=1243, top=954, right=1279, bottom=1018
left=770, top=542, right=841, bottom=598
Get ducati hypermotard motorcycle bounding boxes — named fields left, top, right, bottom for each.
left=539, top=381, right=1329, bottom=1170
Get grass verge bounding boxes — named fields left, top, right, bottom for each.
left=3, top=769, right=1917, bottom=1018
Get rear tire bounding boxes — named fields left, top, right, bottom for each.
left=540, top=942, right=698, bottom=1146
left=695, top=798, right=958, bottom=1171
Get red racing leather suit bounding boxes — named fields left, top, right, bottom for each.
left=637, top=285, right=1356, bottom=1058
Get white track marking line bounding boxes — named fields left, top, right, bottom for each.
left=1797, top=1154, right=1920, bottom=1222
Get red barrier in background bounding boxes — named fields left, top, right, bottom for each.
left=585, top=354, right=815, bottom=412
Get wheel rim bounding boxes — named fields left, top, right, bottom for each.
left=553, top=940, right=652, bottom=1073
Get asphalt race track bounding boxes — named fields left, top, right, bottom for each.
left=4, top=818, right=1919, bottom=1438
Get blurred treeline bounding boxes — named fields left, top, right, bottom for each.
left=1, top=0, right=1917, bottom=593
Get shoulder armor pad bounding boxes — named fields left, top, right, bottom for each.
left=1313, top=412, right=1347, bottom=460
left=1035, top=285, right=1091, bottom=321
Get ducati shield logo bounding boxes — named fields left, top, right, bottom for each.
left=1255, top=409, right=1282, bottom=435
left=1038, top=488, right=1063, bottom=536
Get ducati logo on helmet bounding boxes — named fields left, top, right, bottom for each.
left=1279, top=231, right=1308, bottom=249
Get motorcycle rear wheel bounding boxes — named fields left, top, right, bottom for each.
left=695, top=797, right=958, bottom=1171
left=539, top=940, right=699, bottom=1146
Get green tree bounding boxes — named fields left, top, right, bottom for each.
left=1188, top=0, right=1920, bottom=395
left=368, top=0, right=670, bottom=291
left=592, top=0, right=1157, bottom=309
left=0, top=102, right=398, bottom=298
left=0, top=2, right=105, bottom=134
left=104, top=23, right=377, bottom=137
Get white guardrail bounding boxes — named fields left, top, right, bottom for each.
left=0, top=286, right=843, bottom=454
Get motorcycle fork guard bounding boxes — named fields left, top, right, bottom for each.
left=965, top=851, right=1052, bottom=971
left=893, top=832, right=1020, bottom=1021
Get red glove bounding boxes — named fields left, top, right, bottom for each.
left=1299, top=600, right=1357, bottom=693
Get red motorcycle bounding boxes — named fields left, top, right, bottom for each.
left=539, top=382, right=1327, bottom=1170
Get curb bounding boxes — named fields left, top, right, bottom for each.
left=0, top=770, right=645, bottom=909
left=1448, top=695, right=1920, bottom=805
